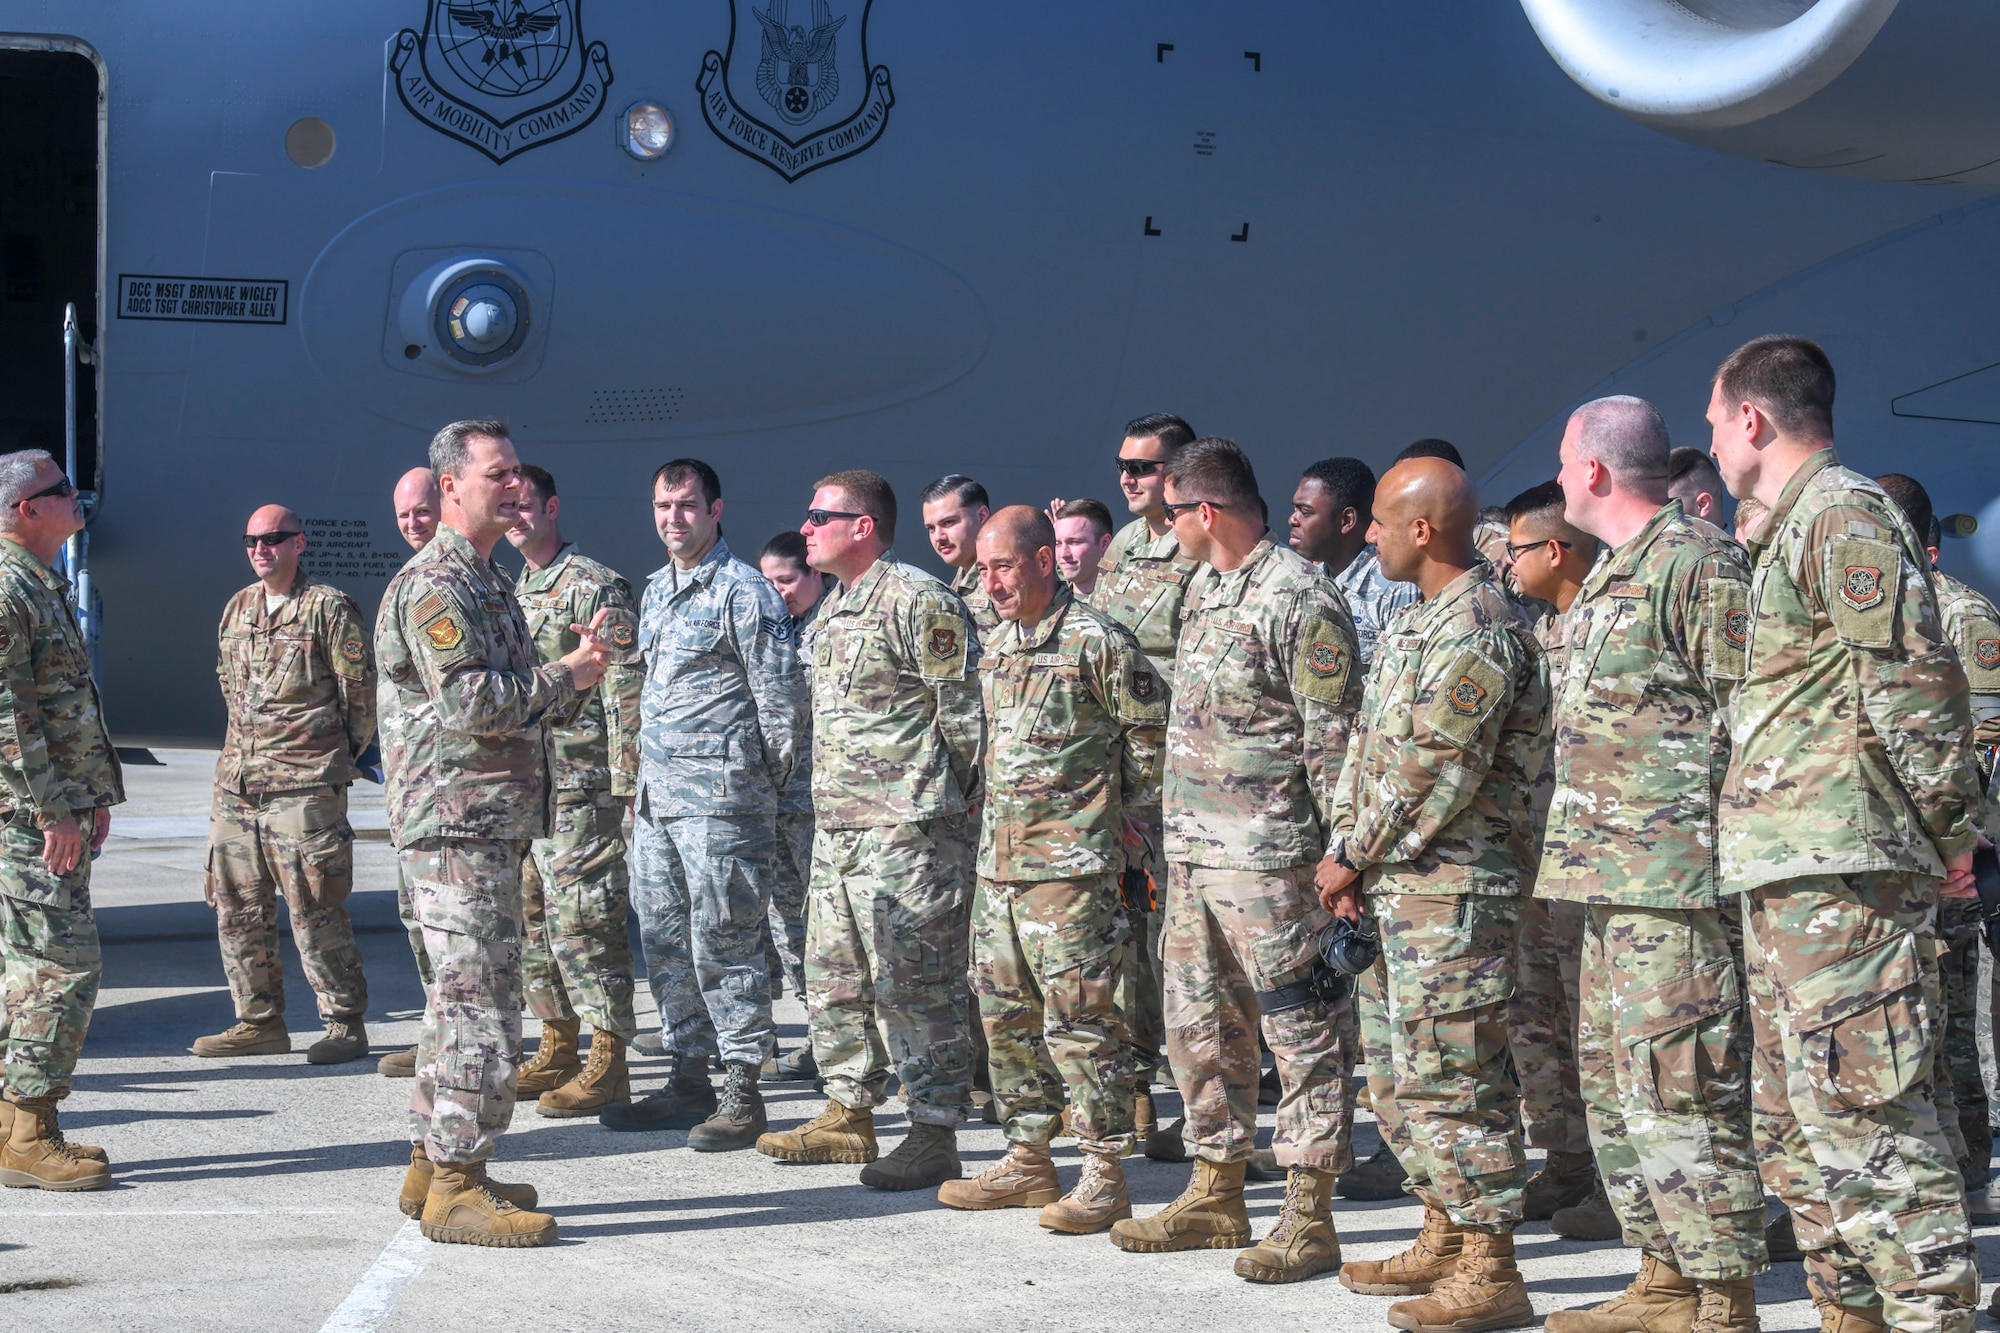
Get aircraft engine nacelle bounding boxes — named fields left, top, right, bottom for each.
left=1519, top=0, right=2000, bottom=186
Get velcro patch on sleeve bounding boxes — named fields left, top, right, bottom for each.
left=1118, top=649, right=1169, bottom=723
left=410, top=585, right=474, bottom=663
left=1707, top=577, right=1749, bottom=681
left=1293, top=616, right=1355, bottom=705
left=335, top=629, right=370, bottom=679
left=918, top=610, right=970, bottom=680
left=1825, top=536, right=1899, bottom=650
left=1961, top=615, right=2000, bottom=693
left=1427, top=646, right=1508, bottom=749
left=599, top=607, right=641, bottom=661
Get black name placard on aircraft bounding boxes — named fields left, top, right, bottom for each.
left=116, top=275, right=288, bottom=324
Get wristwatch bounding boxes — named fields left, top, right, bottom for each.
left=1330, top=836, right=1356, bottom=872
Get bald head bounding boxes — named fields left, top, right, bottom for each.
left=248, top=503, right=298, bottom=534
left=394, top=467, right=441, bottom=550
left=977, top=505, right=1060, bottom=624
left=244, top=503, right=305, bottom=591
left=1370, top=458, right=1480, bottom=588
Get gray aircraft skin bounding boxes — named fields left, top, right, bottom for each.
left=3, top=0, right=1999, bottom=740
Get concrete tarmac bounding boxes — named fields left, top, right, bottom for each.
left=0, top=749, right=1992, bottom=1329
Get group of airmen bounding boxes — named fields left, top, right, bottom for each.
left=1, top=331, right=1998, bottom=1333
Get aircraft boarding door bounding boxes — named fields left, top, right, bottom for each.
left=0, top=43, right=102, bottom=665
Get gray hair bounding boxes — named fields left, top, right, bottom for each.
left=1570, top=396, right=1670, bottom=483
left=0, top=449, right=58, bottom=519
left=429, top=419, right=509, bottom=479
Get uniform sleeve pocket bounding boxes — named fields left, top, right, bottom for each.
left=1789, top=932, right=1930, bottom=1114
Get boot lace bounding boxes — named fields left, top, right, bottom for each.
left=37, top=1110, right=86, bottom=1164
left=1264, top=1171, right=1310, bottom=1244
left=715, top=1064, right=757, bottom=1117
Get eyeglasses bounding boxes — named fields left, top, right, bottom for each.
left=1503, top=538, right=1572, bottom=560
left=243, top=531, right=302, bottom=548
left=804, top=509, right=865, bottom=528
left=20, top=477, right=75, bottom=504
left=1115, top=458, right=1163, bottom=479
left=1161, top=499, right=1224, bottom=520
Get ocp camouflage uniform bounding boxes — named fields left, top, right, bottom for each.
left=976, top=586, right=1164, bottom=1152
left=1330, top=559, right=1548, bottom=1230
left=1510, top=606, right=1588, bottom=1164
left=1536, top=500, right=1766, bottom=1279
left=771, top=598, right=825, bottom=998
left=1722, top=450, right=1981, bottom=1333
left=634, top=537, right=803, bottom=1069
left=515, top=544, right=641, bottom=1041
left=207, top=572, right=374, bottom=1028
left=1931, top=569, right=2000, bottom=1181
left=1090, top=518, right=1206, bottom=1092
left=1163, top=539, right=1358, bottom=1168
left=378, top=523, right=576, bottom=1164
left=808, top=553, right=984, bottom=1125
left=0, top=539, right=122, bottom=1103
left=951, top=563, right=1000, bottom=638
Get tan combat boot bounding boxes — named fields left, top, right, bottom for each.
left=1040, top=1148, right=1131, bottom=1234
left=861, top=1122, right=960, bottom=1191
left=1545, top=1252, right=1700, bottom=1333
left=0, top=1099, right=105, bottom=1164
left=537, top=1029, right=629, bottom=1117
left=397, top=1143, right=539, bottom=1219
left=418, top=1161, right=557, bottom=1247
left=1523, top=1149, right=1598, bottom=1220
left=1386, top=1228, right=1533, bottom=1333
left=1688, top=1279, right=1760, bottom=1333
left=0, top=1097, right=111, bottom=1192
left=190, top=1018, right=290, bottom=1058
left=516, top=1017, right=582, bottom=1096
left=1341, top=1201, right=1464, bottom=1295
left=378, top=1045, right=418, bottom=1078
left=756, top=1098, right=878, bottom=1164
left=939, top=1141, right=1060, bottom=1210
left=1234, top=1166, right=1341, bottom=1284
left=1132, top=1091, right=1156, bottom=1145
left=1108, top=1157, right=1252, bottom=1252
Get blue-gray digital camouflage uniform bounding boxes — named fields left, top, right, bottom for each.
left=807, top=552, right=985, bottom=1126
left=377, top=522, right=577, bottom=1165
left=1721, top=451, right=1982, bottom=1333
left=207, top=570, right=374, bottom=1030
left=1330, top=559, right=1549, bottom=1231
left=0, top=538, right=122, bottom=1104
left=515, top=544, right=643, bottom=1042
left=633, top=537, right=804, bottom=1070
left=771, top=596, right=825, bottom=999
left=1536, top=500, right=1766, bottom=1280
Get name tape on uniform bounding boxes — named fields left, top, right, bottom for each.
left=116, top=275, right=288, bottom=325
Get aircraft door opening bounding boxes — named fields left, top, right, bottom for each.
left=0, top=46, right=100, bottom=491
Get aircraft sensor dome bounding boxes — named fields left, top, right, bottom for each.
left=1519, top=0, right=2000, bottom=186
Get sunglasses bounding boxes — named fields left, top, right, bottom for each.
left=1161, top=499, right=1225, bottom=520
left=1503, top=538, right=1572, bottom=560
left=804, top=509, right=866, bottom=528
left=20, top=477, right=75, bottom=504
left=244, top=531, right=303, bottom=548
left=1115, top=458, right=1163, bottom=479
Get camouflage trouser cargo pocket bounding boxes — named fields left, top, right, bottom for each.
left=0, top=818, right=75, bottom=911
left=1245, top=915, right=1321, bottom=993
left=294, top=821, right=353, bottom=911
left=1454, top=1130, right=1525, bottom=1180
left=438, top=1044, right=487, bottom=1093
left=1046, top=944, right=1119, bottom=1022
left=1791, top=933, right=1930, bottom=1115
left=1621, top=958, right=1740, bottom=1117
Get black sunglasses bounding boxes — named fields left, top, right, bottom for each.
left=21, top=477, right=75, bottom=504
left=1161, top=499, right=1225, bottom=520
left=1115, top=458, right=1163, bottom=479
left=804, top=509, right=865, bottom=528
left=244, top=531, right=303, bottom=548
left=1504, top=538, right=1572, bottom=560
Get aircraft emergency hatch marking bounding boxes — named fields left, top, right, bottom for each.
left=1231, top=223, right=1249, bottom=243
left=390, top=0, right=614, bottom=164
left=1143, top=217, right=1161, bottom=237
left=698, top=0, right=893, bottom=182
left=116, top=275, right=287, bottom=324
left=1244, top=52, right=1261, bottom=71
left=1156, top=44, right=1173, bottom=63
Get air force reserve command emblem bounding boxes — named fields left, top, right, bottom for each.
left=392, top=1, right=613, bottom=163
left=698, top=0, right=894, bottom=181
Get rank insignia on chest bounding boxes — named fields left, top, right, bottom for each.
left=339, top=636, right=367, bottom=664
left=1307, top=641, right=1343, bottom=677
left=929, top=626, right=959, bottom=659
left=1724, top=609, right=1749, bottom=648
left=1979, top=639, right=2000, bottom=670
left=424, top=616, right=465, bottom=652
left=1448, top=674, right=1487, bottom=715
left=1841, top=565, right=1884, bottom=611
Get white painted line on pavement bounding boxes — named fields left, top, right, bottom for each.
left=319, top=1218, right=429, bottom=1333
left=2, top=1207, right=358, bottom=1217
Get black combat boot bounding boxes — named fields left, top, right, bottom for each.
left=687, top=1062, right=767, bottom=1152
left=597, top=1053, right=716, bottom=1133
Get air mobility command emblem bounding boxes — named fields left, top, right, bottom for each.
left=697, top=0, right=894, bottom=181
left=391, top=0, right=614, bottom=163
left=1979, top=639, right=2000, bottom=670
left=1842, top=564, right=1884, bottom=611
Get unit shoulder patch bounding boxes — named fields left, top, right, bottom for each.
left=1824, top=536, right=1899, bottom=650
left=918, top=611, right=969, bottom=681
left=424, top=616, right=465, bottom=653
left=1428, top=646, right=1507, bottom=748
left=1708, top=576, right=1749, bottom=682
left=1962, top=615, right=2000, bottom=692
left=1293, top=617, right=1354, bottom=705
